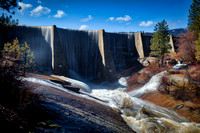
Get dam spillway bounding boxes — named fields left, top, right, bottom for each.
left=0, top=25, right=175, bottom=80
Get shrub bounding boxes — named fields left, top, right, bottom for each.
left=160, top=71, right=200, bottom=103
left=177, top=32, right=197, bottom=64
left=0, top=39, right=53, bottom=132
left=2, top=38, right=35, bottom=75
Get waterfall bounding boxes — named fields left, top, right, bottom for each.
left=4, top=26, right=149, bottom=80
left=105, top=32, right=138, bottom=71
left=12, top=26, right=52, bottom=69
left=128, top=71, right=167, bottom=97
left=57, top=28, right=99, bottom=79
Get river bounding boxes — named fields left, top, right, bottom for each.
left=24, top=72, right=200, bottom=133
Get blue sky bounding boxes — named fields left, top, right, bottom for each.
left=1, top=0, right=193, bottom=32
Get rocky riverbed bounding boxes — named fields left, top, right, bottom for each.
left=27, top=74, right=134, bottom=132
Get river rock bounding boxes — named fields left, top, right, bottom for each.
left=142, top=60, right=150, bottom=66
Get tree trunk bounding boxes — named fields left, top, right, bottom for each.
left=161, top=56, right=164, bottom=67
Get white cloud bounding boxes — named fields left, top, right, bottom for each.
left=108, top=17, right=115, bottom=21
left=31, top=5, right=51, bottom=17
left=139, top=21, right=154, bottom=27
left=79, top=25, right=88, bottom=30
left=37, top=0, right=42, bottom=4
left=54, top=10, right=66, bottom=18
left=116, top=15, right=132, bottom=22
left=81, top=15, right=93, bottom=22
left=18, top=2, right=32, bottom=12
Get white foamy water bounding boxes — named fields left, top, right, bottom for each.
left=24, top=77, right=76, bottom=94
left=90, top=74, right=200, bottom=133
left=24, top=73, right=200, bottom=133
left=128, top=71, right=166, bottom=97
left=173, top=61, right=187, bottom=70
left=118, top=77, right=128, bottom=87
left=91, top=90, right=200, bottom=132
left=50, top=75, right=91, bottom=93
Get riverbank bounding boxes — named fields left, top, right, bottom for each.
left=140, top=90, right=200, bottom=123
left=126, top=64, right=200, bottom=123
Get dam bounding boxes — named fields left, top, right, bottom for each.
left=0, top=25, right=175, bottom=80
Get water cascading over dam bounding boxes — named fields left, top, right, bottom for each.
left=56, top=28, right=100, bottom=79
left=6, top=26, right=52, bottom=69
left=1, top=25, right=175, bottom=80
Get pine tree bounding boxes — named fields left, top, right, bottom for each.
left=188, top=0, right=200, bottom=60
left=150, top=20, right=171, bottom=67
left=2, top=39, right=35, bottom=75
left=195, top=33, right=200, bottom=60
left=188, top=0, right=200, bottom=35
left=20, top=42, right=35, bottom=75
left=0, top=0, right=21, bottom=14
left=0, top=0, right=21, bottom=25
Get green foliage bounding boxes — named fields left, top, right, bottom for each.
left=20, top=41, right=35, bottom=73
left=2, top=39, right=35, bottom=74
left=150, top=20, right=171, bottom=67
left=0, top=0, right=21, bottom=25
left=195, top=33, right=200, bottom=60
left=3, top=39, right=20, bottom=59
left=188, top=0, right=200, bottom=35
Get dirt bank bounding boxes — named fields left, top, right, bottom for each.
left=140, top=90, right=200, bottom=123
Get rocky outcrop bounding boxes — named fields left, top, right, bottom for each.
left=28, top=74, right=135, bottom=132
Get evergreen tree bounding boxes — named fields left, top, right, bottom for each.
left=0, top=0, right=21, bottom=14
left=0, top=0, right=21, bottom=25
left=2, top=39, right=35, bottom=75
left=150, top=20, right=171, bottom=67
left=0, top=13, right=18, bottom=25
left=20, top=41, right=35, bottom=75
left=195, top=33, right=200, bottom=60
left=188, top=0, right=200, bottom=35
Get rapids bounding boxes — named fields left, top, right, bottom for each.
left=24, top=72, right=200, bottom=133
left=128, top=71, right=167, bottom=97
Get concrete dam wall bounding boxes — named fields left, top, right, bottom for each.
left=1, top=25, right=175, bottom=80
